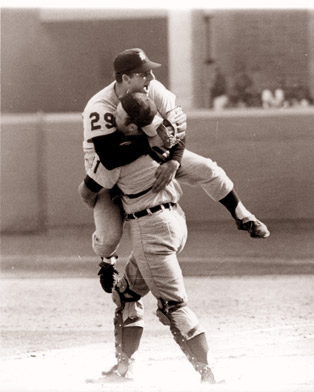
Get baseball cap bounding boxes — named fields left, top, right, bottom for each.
left=114, top=48, right=161, bottom=74
left=120, top=92, right=157, bottom=136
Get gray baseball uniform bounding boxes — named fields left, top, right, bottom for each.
left=83, top=80, right=233, bottom=258
left=93, top=152, right=215, bottom=381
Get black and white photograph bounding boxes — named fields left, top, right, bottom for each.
left=1, top=2, right=314, bottom=391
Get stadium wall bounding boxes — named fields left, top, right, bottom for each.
left=1, top=109, right=314, bottom=233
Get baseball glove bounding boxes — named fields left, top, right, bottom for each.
left=166, top=106, right=187, bottom=133
left=156, top=119, right=181, bottom=149
left=98, top=260, right=119, bottom=293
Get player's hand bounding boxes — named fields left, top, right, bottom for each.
left=98, top=261, right=119, bottom=293
left=152, top=160, right=180, bottom=193
left=166, top=106, right=187, bottom=133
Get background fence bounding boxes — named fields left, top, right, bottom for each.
left=1, top=108, right=314, bottom=233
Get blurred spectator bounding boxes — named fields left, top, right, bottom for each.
left=228, top=67, right=261, bottom=108
left=284, top=81, right=313, bottom=108
left=261, top=78, right=313, bottom=109
left=208, top=65, right=313, bottom=110
left=261, top=88, right=285, bottom=108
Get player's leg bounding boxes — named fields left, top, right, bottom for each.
left=176, top=149, right=270, bottom=238
left=82, top=151, right=125, bottom=259
left=176, top=149, right=234, bottom=201
left=156, top=300, right=218, bottom=383
left=129, top=206, right=221, bottom=383
left=104, top=253, right=150, bottom=379
left=92, top=188, right=124, bottom=259
left=219, top=187, right=270, bottom=238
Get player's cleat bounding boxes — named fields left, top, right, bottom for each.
left=199, top=365, right=226, bottom=384
left=236, top=215, right=270, bottom=238
left=117, top=356, right=136, bottom=379
left=200, top=366, right=216, bottom=384
left=101, top=364, right=118, bottom=376
left=102, top=356, right=136, bottom=380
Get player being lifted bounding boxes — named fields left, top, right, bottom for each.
left=79, top=47, right=270, bottom=269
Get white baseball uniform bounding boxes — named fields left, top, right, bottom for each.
left=82, top=79, right=233, bottom=258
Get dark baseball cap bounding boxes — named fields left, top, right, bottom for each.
left=120, top=92, right=157, bottom=135
left=114, top=48, right=161, bottom=74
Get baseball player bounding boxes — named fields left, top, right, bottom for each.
left=80, top=47, right=270, bottom=268
left=83, top=91, right=223, bottom=384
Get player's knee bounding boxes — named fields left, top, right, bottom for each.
left=92, top=231, right=121, bottom=257
left=201, top=158, right=227, bottom=179
left=156, top=298, right=204, bottom=339
left=112, top=280, right=144, bottom=328
left=114, top=277, right=142, bottom=303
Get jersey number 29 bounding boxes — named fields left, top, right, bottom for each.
left=90, top=112, right=115, bottom=130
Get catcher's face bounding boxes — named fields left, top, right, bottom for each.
left=125, top=70, right=155, bottom=94
left=115, top=103, right=143, bottom=136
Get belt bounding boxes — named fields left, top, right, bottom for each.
left=126, top=202, right=176, bottom=220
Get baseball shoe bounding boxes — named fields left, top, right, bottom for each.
left=200, top=366, right=216, bottom=384
left=236, top=215, right=270, bottom=238
left=101, top=364, right=118, bottom=376
left=198, top=365, right=226, bottom=385
left=117, top=357, right=136, bottom=379
left=102, top=357, right=136, bottom=380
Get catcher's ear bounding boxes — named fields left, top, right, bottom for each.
left=123, top=123, right=142, bottom=136
left=128, top=123, right=138, bottom=132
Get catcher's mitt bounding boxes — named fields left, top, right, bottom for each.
left=98, top=260, right=119, bottom=293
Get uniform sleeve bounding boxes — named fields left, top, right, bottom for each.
left=86, top=163, right=121, bottom=190
left=92, top=132, right=151, bottom=170
left=169, top=136, right=186, bottom=165
left=83, top=102, right=117, bottom=144
left=148, top=80, right=186, bottom=165
left=148, top=80, right=177, bottom=118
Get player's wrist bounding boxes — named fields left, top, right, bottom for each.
left=99, top=255, right=118, bottom=267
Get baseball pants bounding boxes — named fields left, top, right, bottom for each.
left=91, top=149, right=233, bottom=258
left=116, top=204, right=203, bottom=339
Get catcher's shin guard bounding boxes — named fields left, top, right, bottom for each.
left=111, top=279, right=144, bottom=378
left=113, top=309, right=141, bottom=378
left=156, top=298, right=215, bottom=380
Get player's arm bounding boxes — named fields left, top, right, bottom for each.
left=169, top=135, right=186, bottom=163
left=84, top=103, right=151, bottom=170
left=148, top=80, right=187, bottom=133
left=92, top=131, right=151, bottom=170
left=148, top=107, right=186, bottom=192
left=78, top=162, right=121, bottom=209
left=150, top=135, right=186, bottom=192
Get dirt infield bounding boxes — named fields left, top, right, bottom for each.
left=1, top=276, right=314, bottom=392
left=1, top=221, right=314, bottom=391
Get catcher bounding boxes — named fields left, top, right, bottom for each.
left=80, top=91, right=224, bottom=384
